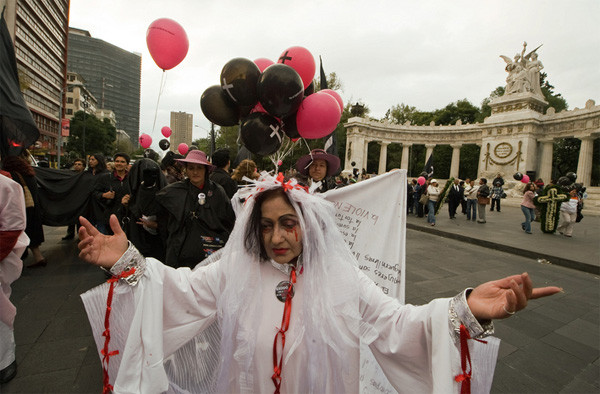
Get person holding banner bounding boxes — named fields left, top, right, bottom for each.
left=78, top=172, right=560, bottom=394
left=295, top=149, right=339, bottom=193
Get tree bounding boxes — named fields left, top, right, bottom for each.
left=479, top=86, right=505, bottom=122
left=432, top=99, right=481, bottom=126
left=316, top=71, right=343, bottom=92
left=66, top=111, right=116, bottom=157
left=540, top=72, right=568, bottom=113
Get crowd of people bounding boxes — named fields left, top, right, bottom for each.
left=0, top=146, right=585, bottom=387
left=408, top=173, right=585, bottom=237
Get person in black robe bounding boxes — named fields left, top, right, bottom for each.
left=156, top=150, right=235, bottom=268
left=125, top=158, right=167, bottom=261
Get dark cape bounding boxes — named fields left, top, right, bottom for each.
left=156, top=178, right=235, bottom=268
left=125, top=159, right=167, bottom=261
left=33, top=167, right=98, bottom=226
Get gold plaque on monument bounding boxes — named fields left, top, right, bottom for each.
left=494, top=142, right=513, bottom=159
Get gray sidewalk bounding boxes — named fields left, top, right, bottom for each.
left=407, top=203, right=600, bottom=274
left=1, top=222, right=599, bottom=393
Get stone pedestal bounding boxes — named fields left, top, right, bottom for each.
left=485, top=93, right=548, bottom=124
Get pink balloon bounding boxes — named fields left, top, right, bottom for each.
left=320, top=89, right=343, bottom=113
left=296, top=92, right=341, bottom=139
left=178, top=143, right=189, bottom=155
left=277, top=46, right=315, bottom=89
left=521, top=174, right=530, bottom=184
left=161, top=126, right=172, bottom=138
left=139, top=133, right=152, bottom=149
left=254, top=58, right=274, bottom=72
left=146, top=18, right=189, bottom=70
left=417, top=176, right=426, bottom=186
left=250, top=101, right=267, bottom=114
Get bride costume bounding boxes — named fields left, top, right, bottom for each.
left=81, top=172, right=499, bottom=394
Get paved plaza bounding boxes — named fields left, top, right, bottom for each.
left=2, top=205, right=599, bottom=393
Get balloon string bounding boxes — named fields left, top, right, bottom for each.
left=151, top=71, right=168, bottom=136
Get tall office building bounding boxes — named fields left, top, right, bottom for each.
left=67, top=27, right=141, bottom=146
left=1, top=0, right=69, bottom=161
left=170, top=111, right=193, bottom=152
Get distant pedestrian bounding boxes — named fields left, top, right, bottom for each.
left=295, top=149, right=340, bottom=193
left=533, top=179, right=545, bottom=222
left=231, top=159, right=259, bottom=186
left=210, top=149, right=237, bottom=199
left=426, top=179, right=440, bottom=226
left=520, top=183, right=536, bottom=234
left=490, top=181, right=504, bottom=212
left=476, top=178, right=490, bottom=223
left=492, top=173, right=505, bottom=187
left=1, top=155, right=48, bottom=268
left=447, top=178, right=463, bottom=219
left=161, top=151, right=185, bottom=185
left=459, top=180, right=467, bottom=214
left=62, top=158, right=86, bottom=240
left=556, top=188, right=579, bottom=237
left=93, top=152, right=131, bottom=235
left=407, top=179, right=416, bottom=214
left=464, top=180, right=479, bottom=221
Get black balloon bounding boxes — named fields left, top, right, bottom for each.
left=513, top=172, right=523, bottom=181
left=143, top=149, right=158, bottom=161
left=304, top=81, right=315, bottom=97
left=566, top=172, right=577, bottom=182
left=220, top=58, right=261, bottom=106
left=257, top=64, right=304, bottom=118
left=281, top=113, right=300, bottom=139
left=240, top=113, right=283, bottom=156
left=159, top=139, right=170, bottom=151
left=200, top=85, right=240, bottom=127
left=558, top=176, right=571, bottom=186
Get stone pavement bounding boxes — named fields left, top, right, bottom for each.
left=2, top=218, right=599, bottom=393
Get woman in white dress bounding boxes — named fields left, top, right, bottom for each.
left=78, top=173, right=560, bottom=394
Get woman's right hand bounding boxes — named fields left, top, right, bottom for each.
left=78, top=215, right=128, bottom=269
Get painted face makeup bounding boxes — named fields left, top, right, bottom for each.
left=260, top=195, right=303, bottom=265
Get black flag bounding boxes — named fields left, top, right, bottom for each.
left=0, top=7, right=39, bottom=158
left=422, top=152, right=434, bottom=179
left=320, top=56, right=339, bottom=172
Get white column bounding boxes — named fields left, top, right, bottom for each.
left=400, top=143, right=412, bottom=170
left=450, top=144, right=462, bottom=178
left=537, top=139, right=554, bottom=184
left=476, top=143, right=483, bottom=178
left=577, top=136, right=596, bottom=186
left=425, top=144, right=435, bottom=163
left=378, top=141, right=389, bottom=174
left=343, top=133, right=355, bottom=173
left=362, top=139, right=370, bottom=173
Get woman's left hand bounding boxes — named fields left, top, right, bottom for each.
left=467, top=272, right=562, bottom=320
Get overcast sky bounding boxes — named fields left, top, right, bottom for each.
left=69, top=0, right=599, bottom=146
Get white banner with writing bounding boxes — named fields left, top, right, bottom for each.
left=325, top=169, right=406, bottom=394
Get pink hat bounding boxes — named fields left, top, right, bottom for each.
left=296, top=149, right=340, bottom=177
left=176, top=150, right=216, bottom=171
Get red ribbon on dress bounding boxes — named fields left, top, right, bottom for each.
left=455, top=324, right=488, bottom=394
left=271, top=267, right=296, bottom=394
left=101, top=267, right=136, bottom=394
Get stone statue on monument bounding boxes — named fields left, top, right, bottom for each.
left=500, top=42, right=543, bottom=97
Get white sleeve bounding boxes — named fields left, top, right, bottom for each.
left=81, top=245, right=223, bottom=394
left=359, top=272, right=499, bottom=394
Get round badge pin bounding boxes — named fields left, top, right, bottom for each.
left=275, top=280, right=294, bottom=302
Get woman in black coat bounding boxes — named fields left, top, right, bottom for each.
left=1, top=155, right=47, bottom=267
